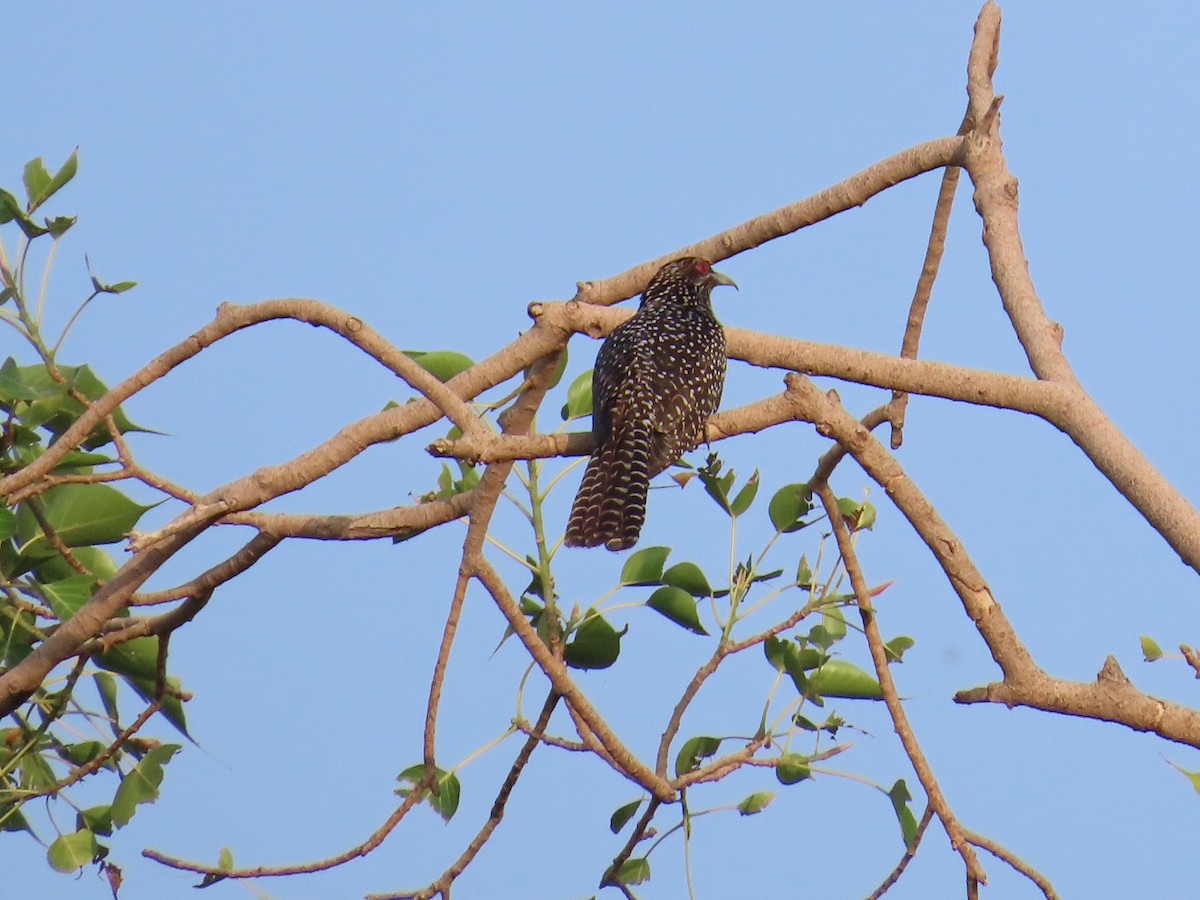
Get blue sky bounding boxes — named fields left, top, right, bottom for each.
left=4, top=3, right=1199, bottom=898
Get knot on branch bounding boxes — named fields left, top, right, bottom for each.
left=1096, top=655, right=1131, bottom=687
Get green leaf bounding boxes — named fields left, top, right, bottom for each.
left=0, top=506, right=15, bottom=540
left=0, top=605, right=36, bottom=666
left=808, top=659, right=884, bottom=700
left=764, top=635, right=788, bottom=671
left=768, top=482, right=813, bottom=533
left=646, top=586, right=708, bottom=635
left=661, top=561, right=711, bottom=597
left=737, top=790, right=775, bottom=815
left=47, top=828, right=99, bottom=873
left=95, top=637, right=191, bottom=736
left=15, top=483, right=153, bottom=554
left=217, top=846, right=234, bottom=870
left=614, top=857, right=650, bottom=886
left=78, top=804, right=114, bottom=837
left=836, top=496, right=877, bottom=531
left=821, top=605, right=848, bottom=643
left=32, top=545, right=118, bottom=583
left=729, top=470, right=760, bottom=516
left=61, top=740, right=106, bottom=766
left=888, top=779, right=919, bottom=848
left=396, top=764, right=461, bottom=823
left=884, top=635, right=916, bottom=663
left=97, top=636, right=160, bottom=681
left=42, top=574, right=98, bottom=621
left=564, top=612, right=623, bottom=670
left=36, top=150, right=78, bottom=210
left=796, top=553, right=815, bottom=588
left=620, top=545, right=669, bottom=585
left=1166, top=759, right=1200, bottom=796
left=698, top=465, right=736, bottom=514
left=44, top=215, right=76, bottom=238
left=0, top=187, right=23, bottom=224
left=94, top=672, right=120, bottom=737
left=561, top=368, right=593, bottom=420
left=403, top=349, right=475, bottom=382
left=609, top=798, right=642, bottom=834
left=776, top=753, right=812, bottom=785
left=1140, top=635, right=1163, bottom=661
left=13, top=363, right=157, bottom=448
left=531, top=346, right=568, bottom=390
left=23, top=158, right=52, bottom=208
left=110, top=744, right=180, bottom=828
left=674, top=735, right=722, bottom=777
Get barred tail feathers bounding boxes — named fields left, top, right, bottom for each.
left=564, top=416, right=652, bottom=551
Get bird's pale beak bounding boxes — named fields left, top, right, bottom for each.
left=711, top=269, right=738, bottom=291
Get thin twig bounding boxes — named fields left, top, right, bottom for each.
left=816, top=483, right=986, bottom=886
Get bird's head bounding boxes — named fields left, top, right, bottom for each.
left=644, top=257, right=738, bottom=309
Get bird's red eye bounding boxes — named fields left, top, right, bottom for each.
left=696, top=260, right=711, bottom=273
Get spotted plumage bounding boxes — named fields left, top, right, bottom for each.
left=565, top=257, right=737, bottom=551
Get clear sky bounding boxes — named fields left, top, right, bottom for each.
left=4, top=3, right=1199, bottom=898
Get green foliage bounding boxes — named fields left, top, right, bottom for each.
left=1, top=156, right=184, bottom=879
left=609, top=798, right=642, bottom=833
left=1140, top=635, right=1163, bottom=661
left=396, top=764, right=462, bottom=823
left=403, top=349, right=475, bottom=383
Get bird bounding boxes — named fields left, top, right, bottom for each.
left=564, top=256, right=737, bottom=551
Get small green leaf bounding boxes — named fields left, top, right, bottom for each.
left=402, top=349, right=475, bottom=382
left=698, top=465, right=736, bottom=514
left=1166, top=759, right=1200, bottom=796
left=42, top=575, right=98, bottom=622
left=1140, top=635, right=1163, bottom=661
left=532, top=345, right=568, bottom=389
left=764, top=635, right=788, bottom=671
left=836, top=496, right=877, bottom=531
left=729, top=470, right=760, bottom=516
left=44, top=215, right=77, bottom=238
left=95, top=279, right=137, bottom=295
left=888, top=779, right=919, bottom=848
left=796, top=553, right=815, bottom=588
left=23, top=157, right=52, bottom=207
left=47, top=828, right=99, bottom=873
left=620, top=545, right=669, bottom=585
left=97, top=636, right=160, bottom=681
left=737, top=790, right=775, bottom=815
left=674, top=735, right=722, bottom=777
left=808, top=659, right=884, bottom=700
left=0, top=507, right=15, bottom=541
left=78, top=805, right=114, bottom=837
left=646, top=586, right=708, bottom=635
left=821, top=605, right=848, bottom=643
left=776, top=753, right=812, bottom=785
left=884, top=635, right=916, bottom=663
left=614, top=857, right=650, bottom=886
left=768, top=482, right=813, bottom=533
left=61, top=740, right=106, bottom=766
left=661, top=561, right=711, bottom=597
left=111, top=744, right=180, bottom=828
left=93, top=672, right=120, bottom=737
left=396, top=765, right=461, bottom=823
left=0, top=606, right=37, bottom=666
left=561, top=368, right=594, bottom=420
left=42, top=150, right=78, bottom=208
left=564, top=612, right=623, bottom=670
left=609, top=798, right=642, bottom=834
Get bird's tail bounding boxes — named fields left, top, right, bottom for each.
left=564, top=419, right=652, bottom=551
